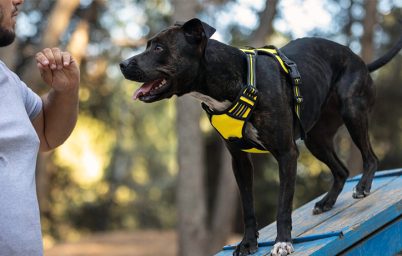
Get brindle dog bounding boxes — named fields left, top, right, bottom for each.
left=120, top=18, right=402, bottom=256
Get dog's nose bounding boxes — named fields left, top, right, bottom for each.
left=119, top=61, right=128, bottom=71
left=120, top=58, right=137, bottom=72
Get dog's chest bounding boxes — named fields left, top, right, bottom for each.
left=189, top=92, right=265, bottom=148
left=189, top=92, right=231, bottom=111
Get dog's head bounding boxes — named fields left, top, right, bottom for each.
left=120, top=18, right=215, bottom=103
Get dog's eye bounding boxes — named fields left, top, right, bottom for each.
left=154, top=45, right=164, bottom=53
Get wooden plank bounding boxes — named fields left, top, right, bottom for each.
left=346, top=168, right=402, bottom=182
left=341, top=217, right=402, bottom=256
left=216, top=169, right=402, bottom=256
left=304, top=175, right=402, bottom=255
left=257, top=172, right=399, bottom=242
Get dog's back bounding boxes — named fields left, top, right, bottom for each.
left=278, top=38, right=373, bottom=130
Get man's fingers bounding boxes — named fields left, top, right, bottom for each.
left=36, top=48, right=74, bottom=69
left=45, top=48, right=63, bottom=70
left=36, top=59, right=53, bottom=85
left=51, top=48, right=63, bottom=70
left=35, top=52, right=49, bottom=66
left=61, top=51, right=72, bottom=67
left=41, top=48, right=58, bottom=70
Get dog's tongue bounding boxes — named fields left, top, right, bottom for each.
left=132, top=79, right=161, bottom=100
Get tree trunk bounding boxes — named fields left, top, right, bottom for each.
left=171, top=1, right=208, bottom=256
left=176, top=98, right=208, bottom=256
left=250, top=0, right=279, bottom=47
left=67, top=21, right=90, bottom=65
left=346, top=0, right=377, bottom=176
left=361, top=0, right=377, bottom=62
left=208, top=146, right=238, bottom=253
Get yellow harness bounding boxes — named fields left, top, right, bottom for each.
left=202, top=46, right=304, bottom=154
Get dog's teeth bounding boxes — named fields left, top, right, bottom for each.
left=153, top=79, right=167, bottom=91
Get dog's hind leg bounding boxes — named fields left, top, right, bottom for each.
left=305, top=102, right=349, bottom=214
left=338, top=72, right=379, bottom=198
left=225, top=144, right=258, bottom=256
left=342, top=111, right=378, bottom=198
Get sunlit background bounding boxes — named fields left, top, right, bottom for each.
left=1, top=0, right=401, bottom=255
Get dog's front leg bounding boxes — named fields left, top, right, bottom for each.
left=226, top=144, right=258, bottom=256
left=271, top=146, right=298, bottom=256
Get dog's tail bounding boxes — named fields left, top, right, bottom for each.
left=367, top=34, right=402, bottom=72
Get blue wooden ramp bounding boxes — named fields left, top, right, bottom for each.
left=216, top=168, right=402, bottom=256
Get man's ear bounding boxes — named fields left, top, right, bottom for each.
left=180, top=18, right=216, bottom=44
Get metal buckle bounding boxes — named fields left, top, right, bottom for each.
left=295, top=96, right=303, bottom=104
left=287, top=63, right=301, bottom=81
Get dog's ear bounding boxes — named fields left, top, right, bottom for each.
left=181, top=18, right=216, bottom=44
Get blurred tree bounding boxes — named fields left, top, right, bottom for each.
left=250, top=0, right=279, bottom=46
left=345, top=0, right=379, bottom=176
left=370, top=6, right=402, bottom=170
left=170, top=1, right=209, bottom=255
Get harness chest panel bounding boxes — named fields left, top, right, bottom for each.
left=202, top=46, right=304, bottom=154
left=203, top=86, right=266, bottom=153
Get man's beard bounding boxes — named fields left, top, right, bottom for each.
left=0, top=8, right=15, bottom=47
left=0, top=27, right=15, bottom=47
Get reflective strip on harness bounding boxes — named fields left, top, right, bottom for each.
left=256, top=48, right=289, bottom=74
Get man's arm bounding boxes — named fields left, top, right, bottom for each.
left=32, top=48, right=80, bottom=152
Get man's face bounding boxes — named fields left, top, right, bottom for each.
left=0, top=0, right=23, bottom=47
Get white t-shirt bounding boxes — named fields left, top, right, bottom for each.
left=0, top=60, right=43, bottom=255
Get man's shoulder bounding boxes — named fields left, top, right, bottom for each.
left=0, top=60, right=16, bottom=78
left=0, top=60, right=24, bottom=86
left=0, top=60, right=9, bottom=71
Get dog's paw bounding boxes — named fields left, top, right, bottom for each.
left=352, top=187, right=370, bottom=199
left=312, top=206, right=324, bottom=215
left=271, top=242, right=294, bottom=256
left=233, top=241, right=258, bottom=256
left=312, top=204, right=332, bottom=215
left=312, top=199, right=334, bottom=215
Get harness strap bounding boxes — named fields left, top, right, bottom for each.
left=227, top=87, right=258, bottom=120
left=240, top=47, right=306, bottom=140
left=257, top=46, right=306, bottom=140
left=202, top=49, right=268, bottom=153
left=241, top=49, right=257, bottom=87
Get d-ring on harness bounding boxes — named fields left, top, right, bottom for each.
left=202, top=46, right=305, bottom=154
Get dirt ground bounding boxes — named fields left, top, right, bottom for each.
left=45, top=230, right=177, bottom=256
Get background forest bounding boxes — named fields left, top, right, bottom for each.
left=0, top=0, right=401, bottom=255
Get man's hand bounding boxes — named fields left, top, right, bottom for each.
left=35, top=48, right=80, bottom=92
left=33, top=48, right=80, bottom=151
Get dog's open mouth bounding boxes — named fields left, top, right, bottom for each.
left=133, top=78, right=171, bottom=102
